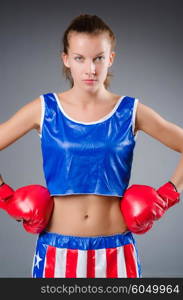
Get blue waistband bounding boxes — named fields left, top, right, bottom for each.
left=37, top=231, right=135, bottom=250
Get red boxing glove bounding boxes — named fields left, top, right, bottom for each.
left=120, top=181, right=180, bottom=234
left=157, top=181, right=180, bottom=208
left=0, top=181, right=54, bottom=234
left=0, top=182, right=14, bottom=209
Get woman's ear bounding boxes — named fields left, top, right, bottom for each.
left=108, top=51, right=116, bottom=67
left=61, top=52, right=70, bottom=68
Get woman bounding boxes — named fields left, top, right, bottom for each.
left=0, top=14, right=182, bottom=278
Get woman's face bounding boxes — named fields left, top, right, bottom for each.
left=62, top=32, right=115, bottom=91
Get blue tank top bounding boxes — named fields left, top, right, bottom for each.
left=38, top=92, right=139, bottom=197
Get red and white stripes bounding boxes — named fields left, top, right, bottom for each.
left=43, top=243, right=139, bottom=278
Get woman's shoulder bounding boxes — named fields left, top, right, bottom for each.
left=135, top=100, right=166, bottom=133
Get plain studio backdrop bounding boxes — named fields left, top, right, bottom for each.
left=0, top=0, right=183, bottom=277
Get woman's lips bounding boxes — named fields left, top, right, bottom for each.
left=83, top=80, right=97, bottom=84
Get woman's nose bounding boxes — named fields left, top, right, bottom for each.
left=85, top=61, right=96, bottom=76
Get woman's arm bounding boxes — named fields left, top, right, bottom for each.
left=136, top=102, right=183, bottom=192
left=0, top=97, right=41, bottom=151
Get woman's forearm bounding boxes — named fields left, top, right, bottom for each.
left=170, top=153, right=183, bottom=193
left=0, top=174, right=4, bottom=186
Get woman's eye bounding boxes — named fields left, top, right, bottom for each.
left=95, top=56, right=104, bottom=61
left=74, top=57, right=82, bottom=61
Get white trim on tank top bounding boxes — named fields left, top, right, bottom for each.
left=132, top=98, right=139, bottom=141
left=37, top=93, right=139, bottom=140
left=54, top=92, right=126, bottom=125
left=38, top=95, right=45, bottom=138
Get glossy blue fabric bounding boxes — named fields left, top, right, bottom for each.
left=40, top=93, right=138, bottom=197
left=37, top=230, right=135, bottom=250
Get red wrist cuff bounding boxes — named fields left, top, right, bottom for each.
left=168, top=181, right=178, bottom=193
left=0, top=183, right=14, bottom=203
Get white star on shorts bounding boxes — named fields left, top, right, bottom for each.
left=34, top=252, right=42, bottom=269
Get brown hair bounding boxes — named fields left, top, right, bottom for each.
left=61, top=14, right=116, bottom=89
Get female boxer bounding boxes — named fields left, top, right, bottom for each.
left=0, top=14, right=182, bottom=278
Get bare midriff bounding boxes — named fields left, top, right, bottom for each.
left=45, top=194, right=128, bottom=237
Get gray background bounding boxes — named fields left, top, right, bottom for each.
left=0, top=0, right=183, bottom=277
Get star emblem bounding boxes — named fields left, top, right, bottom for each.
left=34, top=252, right=42, bottom=269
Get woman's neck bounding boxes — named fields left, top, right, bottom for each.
left=68, top=86, right=111, bottom=106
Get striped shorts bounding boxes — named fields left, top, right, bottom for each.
left=32, top=231, right=142, bottom=278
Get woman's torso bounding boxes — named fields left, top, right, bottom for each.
left=46, top=194, right=128, bottom=236
left=37, top=91, right=136, bottom=236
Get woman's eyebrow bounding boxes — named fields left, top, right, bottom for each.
left=72, top=51, right=105, bottom=56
